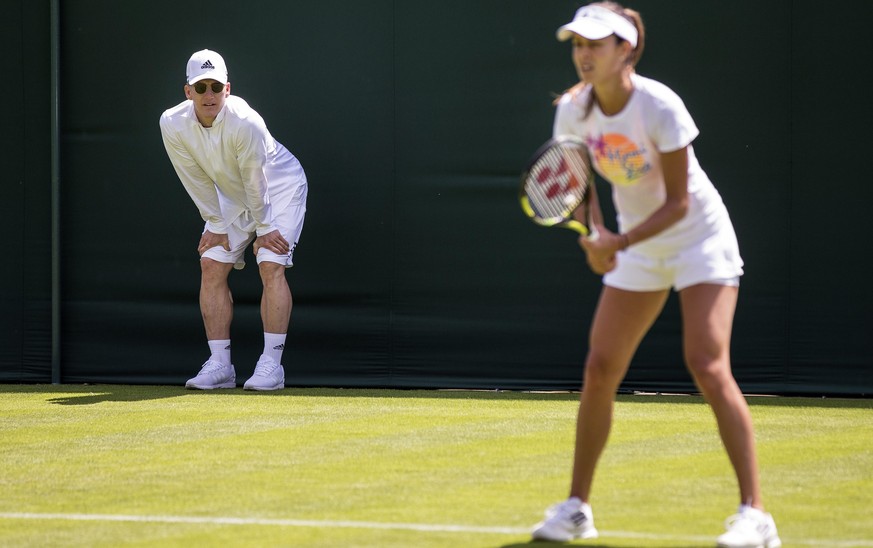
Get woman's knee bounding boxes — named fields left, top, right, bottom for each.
left=687, top=355, right=736, bottom=397
left=583, top=355, right=628, bottom=392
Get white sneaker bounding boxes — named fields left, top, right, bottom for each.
left=532, top=497, right=598, bottom=542
left=717, top=505, right=782, bottom=548
left=244, top=356, right=285, bottom=391
left=185, top=360, right=236, bottom=389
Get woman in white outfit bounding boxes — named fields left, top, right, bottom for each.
left=530, top=4, right=781, bottom=547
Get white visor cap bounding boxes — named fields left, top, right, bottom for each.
left=556, top=5, right=638, bottom=48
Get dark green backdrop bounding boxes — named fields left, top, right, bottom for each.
left=3, top=0, right=872, bottom=395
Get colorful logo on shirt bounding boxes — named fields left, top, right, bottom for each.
left=585, top=133, right=651, bottom=186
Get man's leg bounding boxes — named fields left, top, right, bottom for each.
left=200, top=258, right=235, bottom=340
left=258, top=261, right=292, bottom=336
left=244, top=261, right=291, bottom=391
left=186, top=258, right=236, bottom=389
left=247, top=199, right=305, bottom=390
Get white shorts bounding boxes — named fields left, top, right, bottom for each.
left=201, top=202, right=306, bottom=270
left=603, top=230, right=744, bottom=292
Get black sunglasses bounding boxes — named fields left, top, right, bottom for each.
left=192, top=81, right=226, bottom=94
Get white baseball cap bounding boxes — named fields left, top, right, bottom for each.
left=186, top=49, right=228, bottom=85
left=556, top=5, right=638, bottom=47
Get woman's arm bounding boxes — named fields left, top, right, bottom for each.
left=579, top=146, right=690, bottom=273
left=622, top=146, right=690, bottom=246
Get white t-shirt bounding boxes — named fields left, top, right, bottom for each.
left=553, top=73, right=733, bottom=258
left=160, top=95, right=307, bottom=237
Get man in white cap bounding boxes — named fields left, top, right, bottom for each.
left=159, top=49, right=308, bottom=391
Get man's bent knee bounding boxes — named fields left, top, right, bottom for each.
left=258, top=261, right=288, bottom=285
left=201, top=258, right=233, bottom=283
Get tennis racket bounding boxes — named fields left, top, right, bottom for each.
left=519, top=135, right=598, bottom=240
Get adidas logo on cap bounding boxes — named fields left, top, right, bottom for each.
left=201, top=60, right=215, bottom=69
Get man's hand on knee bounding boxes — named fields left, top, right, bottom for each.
left=254, top=230, right=289, bottom=255
left=198, top=231, right=231, bottom=256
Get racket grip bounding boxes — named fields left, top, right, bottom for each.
left=586, top=225, right=600, bottom=242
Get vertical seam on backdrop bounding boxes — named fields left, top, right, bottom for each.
left=388, top=0, right=397, bottom=383
left=785, top=0, right=793, bottom=389
left=17, top=0, right=26, bottom=381
left=50, top=0, right=63, bottom=384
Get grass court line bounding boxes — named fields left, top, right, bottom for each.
left=2, top=512, right=872, bottom=547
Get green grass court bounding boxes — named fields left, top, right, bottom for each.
left=0, top=385, right=870, bottom=547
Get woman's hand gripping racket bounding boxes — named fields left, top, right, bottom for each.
left=519, top=135, right=599, bottom=240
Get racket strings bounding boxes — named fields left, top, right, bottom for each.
left=525, top=146, right=590, bottom=221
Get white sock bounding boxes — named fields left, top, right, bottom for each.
left=208, top=339, right=231, bottom=366
left=263, top=332, right=286, bottom=364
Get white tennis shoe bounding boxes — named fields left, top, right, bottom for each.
left=244, top=356, right=285, bottom=391
left=185, top=360, right=236, bottom=389
left=532, top=497, right=598, bottom=542
left=717, top=505, right=782, bottom=548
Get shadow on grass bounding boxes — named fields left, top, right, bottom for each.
left=0, top=384, right=869, bottom=409
left=16, top=384, right=191, bottom=405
